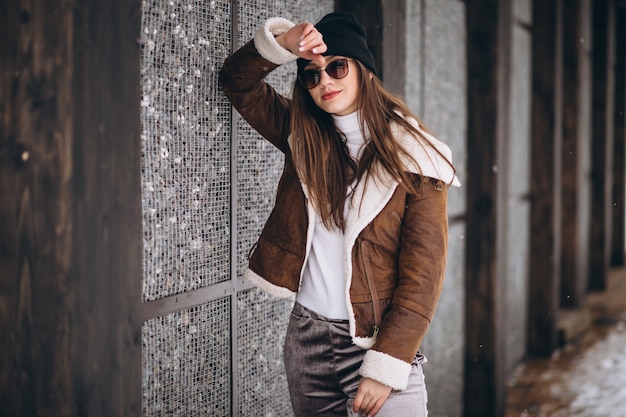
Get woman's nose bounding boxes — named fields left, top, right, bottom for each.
left=318, top=69, right=333, bottom=87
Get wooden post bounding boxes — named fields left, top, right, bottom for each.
left=528, top=0, right=562, bottom=356
left=464, top=0, right=511, bottom=415
left=589, top=0, right=616, bottom=289
left=0, top=1, right=76, bottom=414
left=560, top=0, right=585, bottom=307
left=381, top=0, right=406, bottom=96
left=611, top=5, right=625, bottom=266
left=0, top=0, right=142, bottom=415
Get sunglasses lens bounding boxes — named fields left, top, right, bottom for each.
left=299, top=59, right=350, bottom=89
left=327, top=59, right=349, bottom=79
left=299, top=70, right=320, bottom=89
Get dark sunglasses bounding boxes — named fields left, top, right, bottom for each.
left=298, top=58, right=351, bottom=89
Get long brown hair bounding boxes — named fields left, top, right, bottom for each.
left=290, top=59, right=454, bottom=230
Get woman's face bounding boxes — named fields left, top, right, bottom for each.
left=303, top=56, right=361, bottom=116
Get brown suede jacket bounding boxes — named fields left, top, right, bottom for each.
left=219, top=19, right=458, bottom=390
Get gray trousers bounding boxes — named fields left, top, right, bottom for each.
left=283, top=302, right=428, bottom=417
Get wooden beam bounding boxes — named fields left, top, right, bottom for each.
left=560, top=0, right=585, bottom=307
left=70, top=0, right=143, bottom=415
left=588, top=0, right=615, bottom=289
left=0, top=0, right=142, bottom=415
left=380, top=0, right=406, bottom=95
left=0, top=1, right=76, bottom=414
left=611, top=6, right=625, bottom=266
left=528, top=0, right=562, bottom=356
left=464, top=0, right=511, bottom=415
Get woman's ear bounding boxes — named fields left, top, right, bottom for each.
left=369, top=72, right=374, bottom=81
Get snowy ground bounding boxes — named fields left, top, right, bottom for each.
left=566, top=321, right=626, bottom=417
left=505, top=267, right=626, bottom=417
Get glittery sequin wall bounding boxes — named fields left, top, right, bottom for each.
left=139, top=1, right=332, bottom=416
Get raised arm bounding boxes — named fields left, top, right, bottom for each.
left=219, top=18, right=327, bottom=153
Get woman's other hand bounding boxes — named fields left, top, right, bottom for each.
left=353, top=377, right=392, bottom=416
left=275, top=22, right=327, bottom=66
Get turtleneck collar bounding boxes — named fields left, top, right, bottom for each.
left=332, top=111, right=367, bottom=160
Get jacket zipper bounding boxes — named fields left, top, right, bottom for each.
left=359, top=240, right=381, bottom=339
left=392, top=211, right=402, bottom=225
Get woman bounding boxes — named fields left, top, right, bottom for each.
left=220, top=12, right=460, bottom=417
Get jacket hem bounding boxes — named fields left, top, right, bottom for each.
left=359, top=349, right=412, bottom=391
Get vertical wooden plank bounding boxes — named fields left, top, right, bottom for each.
left=465, top=0, right=499, bottom=414
left=381, top=0, right=406, bottom=95
left=0, top=0, right=142, bottom=415
left=589, top=0, right=615, bottom=289
left=611, top=5, right=625, bottom=266
left=464, top=0, right=511, bottom=415
left=0, top=1, right=75, bottom=415
left=70, top=0, right=142, bottom=415
left=528, top=0, right=562, bottom=356
left=560, top=0, right=584, bottom=307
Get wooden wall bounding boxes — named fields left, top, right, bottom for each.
left=0, top=0, right=143, bottom=415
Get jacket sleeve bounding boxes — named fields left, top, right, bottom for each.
left=360, top=176, right=449, bottom=390
left=218, top=18, right=298, bottom=153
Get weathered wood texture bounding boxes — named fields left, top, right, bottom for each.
left=380, top=0, right=406, bottom=96
left=611, top=6, right=625, bottom=266
left=464, top=0, right=510, bottom=415
left=528, top=0, right=562, bottom=356
left=589, top=0, right=615, bottom=290
left=560, top=0, right=585, bottom=307
left=0, top=1, right=75, bottom=415
left=0, top=0, right=142, bottom=416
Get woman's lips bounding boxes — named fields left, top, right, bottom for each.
left=322, top=90, right=341, bottom=100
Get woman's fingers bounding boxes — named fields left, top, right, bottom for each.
left=353, top=378, right=392, bottom=417
left=298, top=25, right=324, bottom=51
left=296, top=24, right=326, bottom=65
left=276, top=23, right=311, bottom=55
left=275, top=22, right=326, bottom=65
left=354, top=396, right=381, bottom=417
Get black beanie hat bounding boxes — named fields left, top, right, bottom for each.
left=297, top=12, right=377, bottom=75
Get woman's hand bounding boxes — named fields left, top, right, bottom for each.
left=275, top=22, right=327, bottom=66
left=353, top=377, right=392, bottom=416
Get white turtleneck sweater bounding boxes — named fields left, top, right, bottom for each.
left=296, top=111, right=367, bottom=320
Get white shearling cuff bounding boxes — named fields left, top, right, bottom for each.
left=253, top=17, right=299, bottom=65
left=359, top=349, right=413, bottom=391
